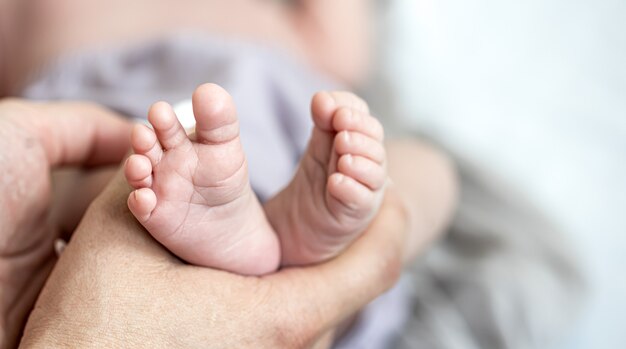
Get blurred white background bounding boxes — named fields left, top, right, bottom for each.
left=376, top=0, right=626, bottom=348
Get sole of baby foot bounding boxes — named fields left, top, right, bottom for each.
left=125, top=84, right=280, bottom=275
left=266, top=91, right=387, bottom=266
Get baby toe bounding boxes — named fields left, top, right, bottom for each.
left=131, top=123, right=163, bottom=166
left=311, top=91, right=370, bottom=132
left=148, top=101, right=191, bottom=150
left=311, top=91, right=336, bottom=132
left=327, top=91, right=370, bottom=114
left=333, top=107, right=384, bottom=142
left=334, top=131, right=386, bottom=165
left=124, top=154, right=153, bottom=189
left=128, top=188, right=157, bottom=223
left=337, top=154, right=387, bottom=191
left=327, top=173, right=376, bottom=214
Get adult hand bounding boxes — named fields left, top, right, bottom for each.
left=20, top=169, right=409, bottom=349
left=0, top=99, right=131, bottom=348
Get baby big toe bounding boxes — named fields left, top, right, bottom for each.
left=192, top=84, right=240, bottom=145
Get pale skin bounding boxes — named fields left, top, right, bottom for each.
left=124, top=84, right=388, bottom=274
left=0, top=100, right=132, bottom=349
left=0, top=98, right=442, bottom=348
left=1, top=1, right=457, bottom=250
left=0, top=0, right=458, bottom=346
left=21, top=169, right=410, bottom=349
left=0, top=99, right=455, bottom=347
left=266, top=90, right=389, bottom=266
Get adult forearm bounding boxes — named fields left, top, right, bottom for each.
left=386, top=139, right=458, bottom=261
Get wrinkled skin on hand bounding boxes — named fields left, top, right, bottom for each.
left=0, top=99, right=131, bottom=348
left=20, top=168, right=408, bottom=349
left=0, top=100, right=409, bottom=349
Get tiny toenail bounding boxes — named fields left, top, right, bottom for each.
left=343, top=131, right=351, bottom=144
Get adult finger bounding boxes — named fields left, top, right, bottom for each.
left=80, top=170, right=409, bottom=348
left=49, top=166, right=118, bottom=238
left=267, top=189, right=409, bottom=340
left=25, top=101, right=132, bottom=167
left=23, top=169, right=406, bottom=348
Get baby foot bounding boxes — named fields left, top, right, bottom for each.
left=266, top=91, right=387, bottom=265
left=124, top=84, right=280, bottom=275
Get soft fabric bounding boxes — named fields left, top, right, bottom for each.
left=365, top=0, right=622, bottom=348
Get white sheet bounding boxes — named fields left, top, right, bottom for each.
left=372, top=1, right=626, bottom=348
